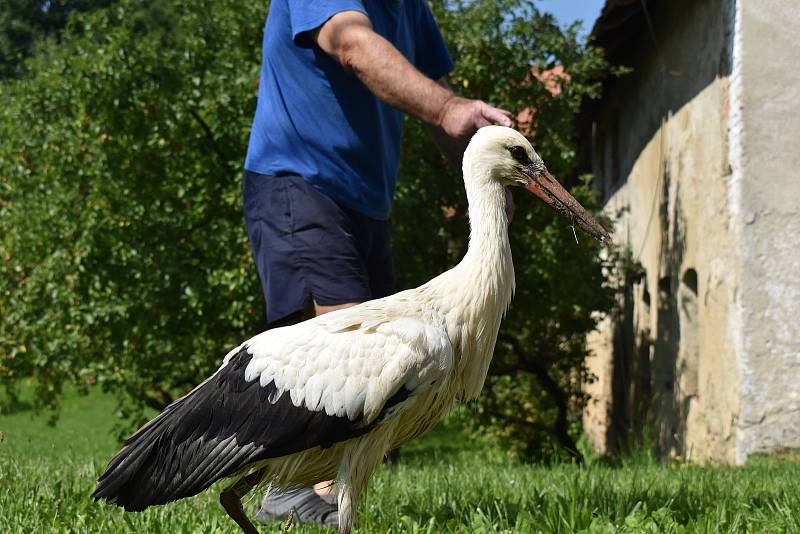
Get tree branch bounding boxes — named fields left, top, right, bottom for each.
left=484, top=408, right=551, bottom=433
left=497, top=334, right=584, bottom=463
left=188, top=108, right=234, bottom=173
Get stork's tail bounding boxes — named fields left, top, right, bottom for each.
left=92, top=344, right=406, bottom=511
left=92, top=352, right=262, bottom=511
left=92, top=399, right=185, bottom=511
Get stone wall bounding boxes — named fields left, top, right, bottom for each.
left=733, top=0, right=800, bottom=463
left=584, top=0, right=800, bottom=464
left=584, top=0, right=741, bottom=463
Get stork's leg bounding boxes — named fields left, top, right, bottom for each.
left=220, top=469, right=265, bottom=534
left=336, top=442, right=389, bottom=534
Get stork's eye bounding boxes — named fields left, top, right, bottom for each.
left=508, top=145, right=529, bottom=163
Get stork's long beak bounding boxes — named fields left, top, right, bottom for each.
left=524, top=166, right=612, bottom=244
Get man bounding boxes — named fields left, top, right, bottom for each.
left=242, top=0, right=513, bottom=527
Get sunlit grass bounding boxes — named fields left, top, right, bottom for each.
left=1, top=385, right=799, bottom=533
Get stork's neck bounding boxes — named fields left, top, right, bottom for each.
left=461, top=180, right=513, bottom=282
left=456, top=178, right=515, bottom=324
left=439, top=176, right=515, bottom=399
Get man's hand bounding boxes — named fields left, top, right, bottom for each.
left=437, top=96, right=513, bottom=139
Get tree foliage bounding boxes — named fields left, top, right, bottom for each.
left=0, top=0, right=266, bottom=425
left=1, top=0, right=614, bottom=458
left=0, top=0, right=116, bottom=79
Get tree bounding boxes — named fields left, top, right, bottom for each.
left=1, top=0, right=615, bottom=458
left=0, top=0, right=115, bottom=78
left=0, top=0, right=266, bottom=425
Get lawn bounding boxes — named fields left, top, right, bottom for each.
left=1, top=385, right=799, bottom=533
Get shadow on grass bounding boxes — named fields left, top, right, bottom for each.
left=0, top=398, right=35, bottom=415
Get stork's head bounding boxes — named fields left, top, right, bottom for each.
left=463, top=126, right=611, bottom=244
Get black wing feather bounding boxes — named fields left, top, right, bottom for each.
left=92, top=347, right=409, bottom=511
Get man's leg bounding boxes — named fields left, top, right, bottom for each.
left=245, top=174, right=379, bottom=527
left=251, top=303, right=341, bottom=527
left=310, top=301, right=360, bottom=499
left=313, top=302, right=359, bottom=315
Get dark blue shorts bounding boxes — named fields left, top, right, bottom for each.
left=243, top=171, right=395, bottom=324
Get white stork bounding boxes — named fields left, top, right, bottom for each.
left=92, top=126, right=610, bottom=533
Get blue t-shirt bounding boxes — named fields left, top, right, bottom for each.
left=244, top=0, right=453, bottom=220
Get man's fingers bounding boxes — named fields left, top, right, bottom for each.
left=482, top=104, right=513, bottom=127
left=442, top=100, right=515, bottom=138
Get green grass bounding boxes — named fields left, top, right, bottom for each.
left=1, top=385, right=799, bottom=533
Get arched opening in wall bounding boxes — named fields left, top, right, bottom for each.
left=682, top=268, right=698, bottom=295
left=677, top=268, right=700, bottom=459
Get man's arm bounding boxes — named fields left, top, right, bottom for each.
left=311, top=11, right=512, bottom=140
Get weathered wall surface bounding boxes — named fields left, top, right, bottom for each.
left=733, top=0, right=800, bottom=462
left=586, top=0, right=800, bottom=464
left=584, top=0, right=742, bottom=463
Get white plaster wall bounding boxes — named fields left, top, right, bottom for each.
left=734, top=0, right=800, bottom=462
